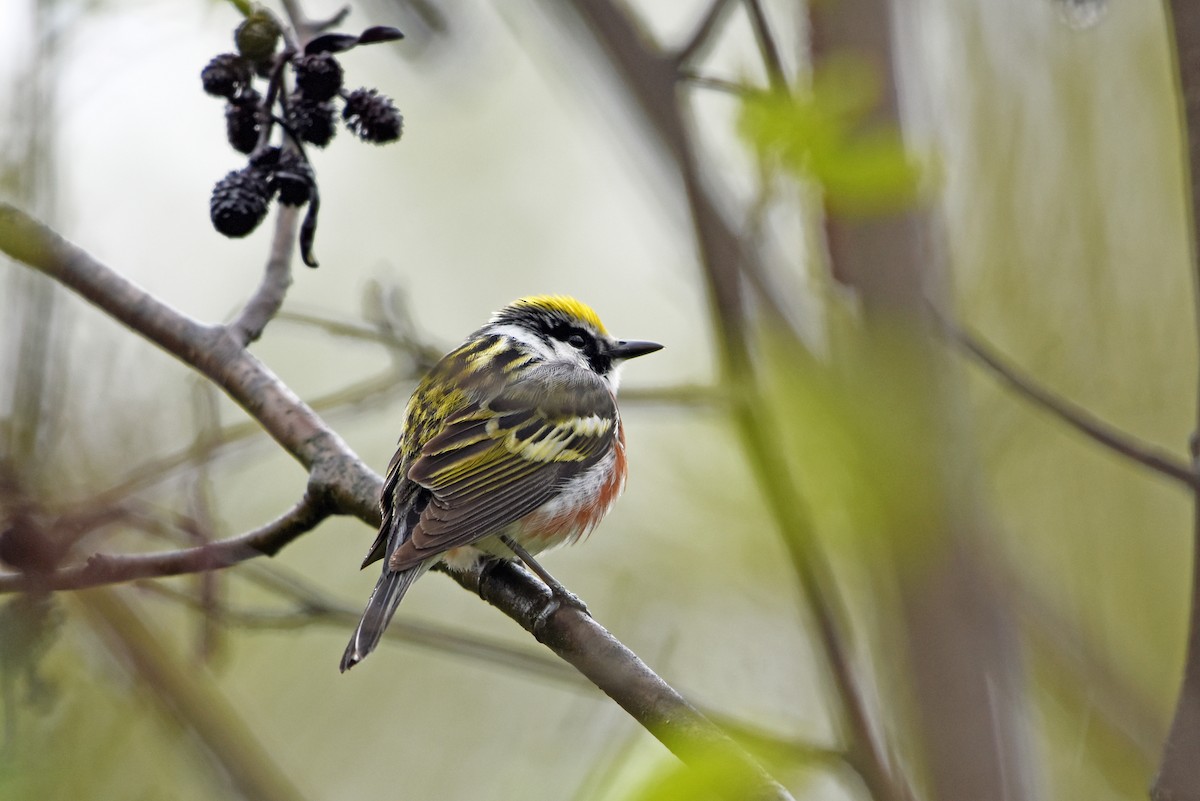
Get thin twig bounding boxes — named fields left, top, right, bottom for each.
left=227, top=1, right=344, bottom=345
left=743, top=0, right=787, bottom=93
left=138, top=577, right=587, bottom=687
left=0, top=492, right=330, bottom=593
left=145, top=560, right=845, bottom=770
left=674, top=0, right=738, bottom=67
left=229, top=207, right=300, bottom=345
left=85, top=365, right=408, bottom=508
left=277, top=307, right=443, bottom=366
left=185, top=379, right=224, bottom=660
left=0, top=205, right=377, bottom=522
left=679, top=70, right=757, bottom=96
left=280, top=0, right=349, bottom=43
left=936, top=311, right=1196, bottom=487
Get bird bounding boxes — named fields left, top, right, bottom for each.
left=340, top=295, right=661, bottom=671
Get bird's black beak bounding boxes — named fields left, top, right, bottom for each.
left=609, top=339, right=663, bottom=361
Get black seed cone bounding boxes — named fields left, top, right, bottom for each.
left=286, top=94, right=336, bottom=147
left=249, top=146, right=283, bottom=171
left=210, top=168, right=271, bottom=237
left=225, top=89, right=262, bottom=154
left=342, top=88, right=402, bottom=144
left=293, top=53, right=344, bottom=102
left=202, top=53, right=253, bottom=99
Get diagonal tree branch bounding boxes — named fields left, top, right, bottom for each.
left=0, top=203, right=380, bottom=521
left=673, top=0, right=738, bottom=67
left=0, top=201, right=794, bottom=801
left=229, top=207, right=301, bottom=345
left=0, top=492, right=332, bottom=593
left=463, top=559, right=795, bottom=800
left=937, top=311, right=1197, bottom=487
left=743, top=0, right=786, bottom=94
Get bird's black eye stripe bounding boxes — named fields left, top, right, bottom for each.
left=541, top=320, right=614, bottom=375
left=548, top=322, right=591, bottom=351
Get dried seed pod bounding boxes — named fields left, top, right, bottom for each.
left=287, top=93, right=337, bottom=148
left=225, top=88, right=262, bottom=154
left=201, top=53, right=253, bottom=99
left=293, top=53, right=344, bottom=102
left=342, top=88, right=403, bottom=144
left=210, top=167, right=272, bottom=237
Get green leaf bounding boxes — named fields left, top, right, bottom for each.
left=737, top=55, right=922, bottom=216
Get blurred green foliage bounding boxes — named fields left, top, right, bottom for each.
left=737, top=55, right=922, bottom=215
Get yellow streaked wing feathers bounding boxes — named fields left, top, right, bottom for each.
left=387, top=364, right=618, bottom=570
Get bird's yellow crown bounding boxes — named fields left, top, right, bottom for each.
left=503, top=295, right=609, bottom=336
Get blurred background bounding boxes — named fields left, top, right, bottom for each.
left=0, top=0, right=1190, bottom=799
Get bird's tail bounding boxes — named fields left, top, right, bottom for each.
left=339, top=562, right=428, bottom=672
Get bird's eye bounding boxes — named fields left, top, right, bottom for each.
left=566, top=333, right=587, bottom=349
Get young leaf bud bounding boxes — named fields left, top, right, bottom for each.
left=235, top=10, right=282, bottom=64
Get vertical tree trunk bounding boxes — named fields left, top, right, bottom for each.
left=809, top=3, right=1032, bottom=798
left=1155, top=4, right=1200, bottom=799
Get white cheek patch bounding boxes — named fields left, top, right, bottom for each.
left=605, top=364, right=623, bottom=393
left=547, top=338, right=592, bottom=371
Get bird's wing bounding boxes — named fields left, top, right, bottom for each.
left=358, top=444, right=420, bottom=569
left=387, top=363, right=618, bottom=571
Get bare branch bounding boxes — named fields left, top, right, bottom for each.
left=0, top=200, right=796, bottom=798
left=0, top=203, right=381, bottom=521
left=149, top=560, right=847, bottom=775
left=229, top=207, right=300, bottom=345
left=88, top=365, right=408, bottom=507
left=457, top=558, right=796, bottom=801
left=937, top=311, right=1196, bottom=488
left=138, top=574, right=588, bottom=689
left=679, top=70, right=756, bottom=96
left=744, top=0, right=786, bottom=93
left=0, top=492, right=331, bottom=593
left=277, top=307, right=444, bottom=368
left=280, top=0, right=350, bottom=42
left=673, top=0, right=738, bottom=67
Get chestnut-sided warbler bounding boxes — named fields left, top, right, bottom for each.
left=340, top=295, right=661, bottom=670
